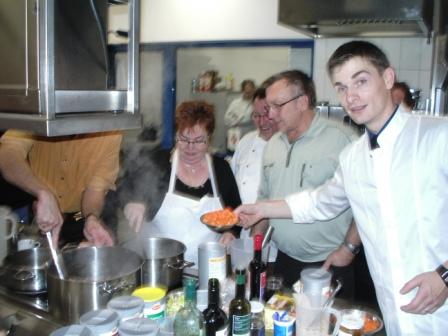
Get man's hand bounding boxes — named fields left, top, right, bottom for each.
left=83, top=215, right=114, bottom=247
left=124, top=202, right=146, bottom=233
left=219, top=231, right=236, bottom=246
left=322, top=244, right=356, bottom=270
left=33, top=190, right=64, bottom=245
left=400, top=271, right=448, bottom=314
left=234, top=203, right=265, bottom=229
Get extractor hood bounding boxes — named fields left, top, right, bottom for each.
left=278, top=0, right=434, bottom=38
left=0, top=0, right=141, bottom=137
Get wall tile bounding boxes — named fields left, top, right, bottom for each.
left=399, top=38, right=422, bottom=70
left=419, top=39, right=433, bottom=71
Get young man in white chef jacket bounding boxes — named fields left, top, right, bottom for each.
left=235, top=40, right=448, bottom=335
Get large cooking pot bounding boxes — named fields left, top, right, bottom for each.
left=0, top=247, right=50, bottom=293
left=141, top=237, right=194, bottom=290
left=47, top=246, right=143, bottom=323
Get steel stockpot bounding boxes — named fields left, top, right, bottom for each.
left=47, top=246, right=143, bottom=323
left=141, top=237, right=194, bottom=290
left=0, top=247, right=51, bottom=293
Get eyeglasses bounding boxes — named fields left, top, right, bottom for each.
left=267, top=94, right=303, bottom=112
left=252, top=112, right=270, bottom=119
left=176, top=137, right=208, bottom=146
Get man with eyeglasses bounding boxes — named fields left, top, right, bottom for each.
left=252, top=70, right=358, bottom=297
left=230, top=87, right=279, bottom=262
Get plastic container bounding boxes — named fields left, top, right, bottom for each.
left=229, top=238, right=253, bottom=271
left=198, top=241, right=226, bottom=289
left=273, top=315, right=295, bottom=336
left=118, top=317, right=159, bottom=336
left=79, top=309, right=119, bottom=336
left=132, top=287, right=166, bottom=320
left=50, top=325, right=93, bottom=336
left=107, top=295, right=144, bottom=322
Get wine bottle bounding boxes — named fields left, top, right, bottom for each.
left=229, top=268, right=251, bottom=336
left=249, top=234, right=266, bottom=301
left=174, top=278, right=205, bottom=336
left=203, top=278, right=228, bottom=336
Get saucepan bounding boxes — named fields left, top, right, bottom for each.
left=0, top=247, right=51, bottom=293
left=140, top=237, right=194, bottom=290
left=47, top=246, right=143, bottom=323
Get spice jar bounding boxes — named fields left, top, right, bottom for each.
left=250, top=300, right=265, bottom=336
left=79, top=309, right=119, bottom=336
left=107, top=295, right=144, bottom=322
left=50, top=325, right=93, bottom=336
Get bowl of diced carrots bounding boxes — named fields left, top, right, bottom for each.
left=200, top=207, right=238, bottom=232
left=340, top=308, right=383, bottom=335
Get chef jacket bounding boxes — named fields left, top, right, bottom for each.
left=231, top=130, right=278, bottom=261
left=285, top=108, right=448, bottom=335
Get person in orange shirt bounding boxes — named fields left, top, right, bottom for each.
left=0, top=129, right=121, bottom=247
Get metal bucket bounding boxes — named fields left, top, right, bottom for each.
left=47, top=246, right=143, bottom=323
left=141, top=237, right=194, bottom=290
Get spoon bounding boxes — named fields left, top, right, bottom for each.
left=310, top=278, right=343, bottom=325
left=46, top=231, right=66, bottom=279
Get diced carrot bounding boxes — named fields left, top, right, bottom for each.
left=202, top=208, right=237, bottom=226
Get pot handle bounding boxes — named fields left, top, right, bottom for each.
left=98, top=279, right=134, bottom=295
left=166, top=259, right=195, bottom=270
left=14, top=270, right=36, bottom=281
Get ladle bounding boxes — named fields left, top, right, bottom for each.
left=310, top=278, right=343, bottom=325
left=46, top=231, right=66, bottom=279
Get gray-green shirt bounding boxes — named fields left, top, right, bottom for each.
left=259, top=114, right=357, bottom=262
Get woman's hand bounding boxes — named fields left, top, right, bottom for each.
left=124, top=202, right=146, bottom=232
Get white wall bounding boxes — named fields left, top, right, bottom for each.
left=312, top=37, right=433, bottom=106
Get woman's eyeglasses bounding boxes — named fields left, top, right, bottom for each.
left=176, top=137, right=208, bottom=146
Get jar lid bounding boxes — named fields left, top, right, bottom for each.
left=118, top=317, right=159, bottom=336
left=250, top=301, right=264, bottom=313
left=50, top=325, right=93, bottom=336
left=300, top=267, right=331, bottom=295
left=107, top=295, right=144, bottom=319
left=132, top=287, right=166, bottom=302
left=79, top=309, right=119, bottom=333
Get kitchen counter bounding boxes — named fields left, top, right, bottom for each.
left=0, top=286, right=61, bottom=335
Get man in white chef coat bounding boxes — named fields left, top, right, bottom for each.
left=235, top=40, right=448, bottom=335
left=230, top=87, right=278, bottom=261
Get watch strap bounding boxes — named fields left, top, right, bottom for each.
left=436, top=264, right=448, bottom=288
left=343, top=241, right=361, bottom=255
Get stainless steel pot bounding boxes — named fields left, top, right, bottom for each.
left=0, top=247, right=51, bottom=293
left=47, top=246, right=143, bottom=323
left=141, top=237, right=194, bottom=290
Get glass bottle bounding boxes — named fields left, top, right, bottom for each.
left=174, top=278, right=205, bottom=336
left=203, top=278, right=228, bottom=336
left=249, top=234, right=266, bottom=301
left=229, top=268, right=251, bottom=336
left=249, top=301, right=265, bottom=336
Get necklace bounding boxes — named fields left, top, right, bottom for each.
left=182, top=161, right=202, bottom=174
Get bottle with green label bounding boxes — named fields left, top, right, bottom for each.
left=229, top=268, right=251, bottom=336
left=174, top=278, right=205, bottom=336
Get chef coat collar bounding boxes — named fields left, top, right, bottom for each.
left=366, top=105, right=399, bottom=150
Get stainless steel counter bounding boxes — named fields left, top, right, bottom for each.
left=0, top=286, right=61, bottom=335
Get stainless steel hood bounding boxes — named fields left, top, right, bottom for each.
left=278, top=0, right=434, bottom=38
left=0, top=0, right=141, bottom=136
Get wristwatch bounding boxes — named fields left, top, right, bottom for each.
left=436, top=264, right=448, bottom=288
left=343, top=240, right=361, bottom=255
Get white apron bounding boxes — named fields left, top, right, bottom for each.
left=149, top=150, right=222, bottom=267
